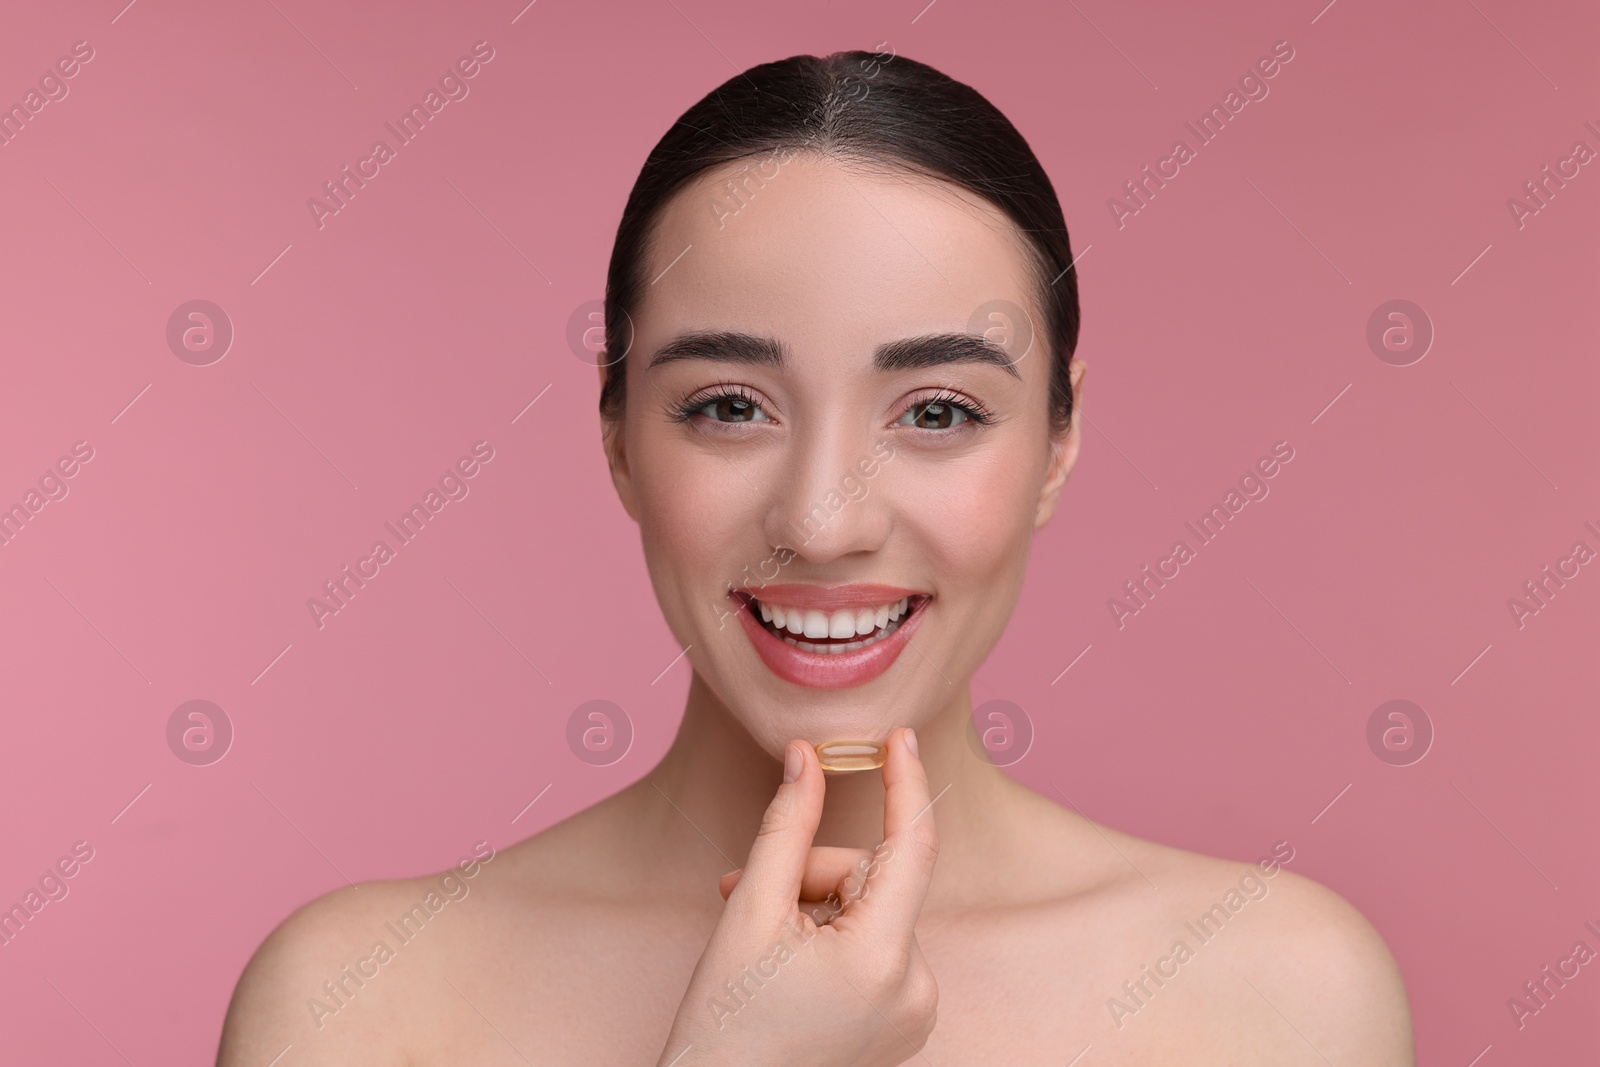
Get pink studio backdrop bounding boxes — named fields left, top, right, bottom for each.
left=1, top=0, right=1595, bottom=1061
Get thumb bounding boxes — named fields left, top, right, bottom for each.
left=726, top=740, right=824, bottom=926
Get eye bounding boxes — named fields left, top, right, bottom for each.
left=896, top=390, right=993, bottom=431
left=675, top=386, right=773, bottom=424
left=900, top=401, right=969, bottom=430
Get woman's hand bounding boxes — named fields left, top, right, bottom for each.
left=655, top=726, right=940, bottom=1067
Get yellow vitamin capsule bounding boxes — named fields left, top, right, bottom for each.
left=814, top=740, right=887, bottom=772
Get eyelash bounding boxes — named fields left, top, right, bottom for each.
left=911, top=388, right=995, bottom=428
left=670, top=384, right=995, bottom=429
left=670, top=382, right=766, bottom=424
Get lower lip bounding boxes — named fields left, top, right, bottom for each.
left=732, top=593, right=928, bottom=690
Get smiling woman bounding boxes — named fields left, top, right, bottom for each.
left=217, top=49, right=1415, bottom=1066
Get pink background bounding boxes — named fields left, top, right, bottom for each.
left=1, top=0, right=1595, bottom=1061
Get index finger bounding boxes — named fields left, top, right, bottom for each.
left=835, top=726, right=940, bottom=944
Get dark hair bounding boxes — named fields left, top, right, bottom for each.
left=600, top=48, right=1081, bottom=436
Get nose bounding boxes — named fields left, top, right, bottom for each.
left=762, top=425, right=891, bottom=565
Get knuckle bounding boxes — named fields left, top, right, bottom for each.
left=898, top=966, right=940, bottom=1028
left=862, top=947, right=912, bottom=998
left=755, top=790, right=798, bottom=839
left=900, top=820, right=940, bottom=866
left=911, top=968, right=940, bottom=1016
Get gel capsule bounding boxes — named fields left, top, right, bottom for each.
left=814, top=740, right=887, bottom=772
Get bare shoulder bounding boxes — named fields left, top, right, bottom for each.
left=1082, top=818, right=1415, bottom=1062
left=213, top=790, right=658, bottom=1067
left=1226, top=862, right=1414, bottom=1061
left=215, top=842, right=500, bottom=1066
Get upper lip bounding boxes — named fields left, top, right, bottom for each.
left=731, top=582, right=928, bottom=611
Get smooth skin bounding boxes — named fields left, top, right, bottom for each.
left=217, top=153, right=1414, bottom=1065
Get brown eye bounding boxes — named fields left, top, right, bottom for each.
left=681, top=390, right=772, bottom=424
left=902, top=401, right=965, bottom=429
left=714, top=396, right=759, bottom=422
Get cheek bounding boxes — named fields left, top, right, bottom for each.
left=896, top=449, right=1040, bottom=579
left=888, top=447, right=1041, bottom=678
left=631, top=432, right=757, bottom=604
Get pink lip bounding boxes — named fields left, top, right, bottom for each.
left=729, top=585, right=931, bottom=690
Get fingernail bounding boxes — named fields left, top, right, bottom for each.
left=904, top=727, right=919, bottom=758
left=783, top=741, right=803, bottom=783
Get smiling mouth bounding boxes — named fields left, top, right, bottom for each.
left=734, top=592, right=929, bottom=654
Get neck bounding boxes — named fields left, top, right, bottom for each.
left=633, top=670, right=1023, bottom=905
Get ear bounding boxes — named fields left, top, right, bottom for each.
left=1034, top=357, right=1087, bottom=530
left=599, top=359, right=641, bottom=523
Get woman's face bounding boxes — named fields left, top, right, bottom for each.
left=604, top=152, right=1083, bottom=757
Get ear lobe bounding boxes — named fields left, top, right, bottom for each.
left=1034, top=358, right=1087, bottom=530
left=602, top=416, right=641, bottom=524
left=1033, top=438, right=1073, bottom=530
left=597, top=358, right=641, bottom=523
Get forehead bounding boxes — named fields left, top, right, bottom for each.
left=634, top=153, right=1042, bottom=354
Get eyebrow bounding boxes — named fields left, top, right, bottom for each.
left=647, top=330, right=1022, bottom=379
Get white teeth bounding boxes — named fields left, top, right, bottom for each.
left=789, top=631, right=883, bottom=654
left=796, top=636, right=868, bottom=653
left=750, top=594, right=921, bottom=646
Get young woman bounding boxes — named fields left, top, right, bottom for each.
left=218, top=49, right=1414, bottom=1065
